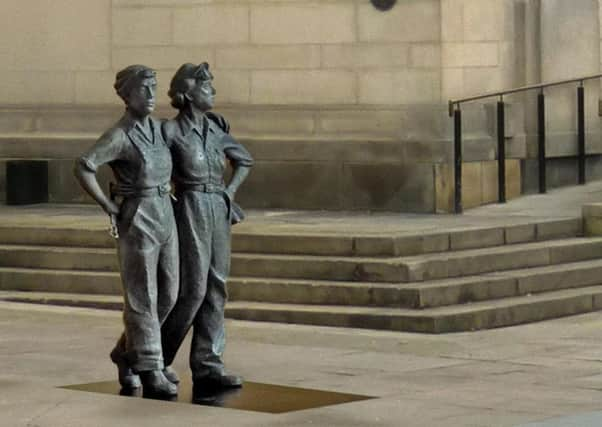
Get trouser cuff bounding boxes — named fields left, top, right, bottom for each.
left=132, top=358, right=164, bottom=373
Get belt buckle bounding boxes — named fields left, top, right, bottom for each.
left=158, top=185, right=168, bottom=197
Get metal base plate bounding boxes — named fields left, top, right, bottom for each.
left=61, top=378, right=374, bottom=414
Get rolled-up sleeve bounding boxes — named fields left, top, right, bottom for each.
left=78, top=130, right=126, bottom=172
left=221, top=134, right=253, bottom=168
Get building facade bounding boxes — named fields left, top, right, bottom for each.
left=0, top=0, right=600, bottom=212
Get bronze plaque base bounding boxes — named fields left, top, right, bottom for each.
left=61, top=379, right=374, bottom=413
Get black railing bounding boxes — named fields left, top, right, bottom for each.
left=448, top=73, right=602, bottom=214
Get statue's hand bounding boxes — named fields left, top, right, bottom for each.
left=103, top=200, right=120, bottom=216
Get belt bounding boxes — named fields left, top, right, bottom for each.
left=110, top=183, right=172, bottom=199
left=180, top=183, right=225, bottom=193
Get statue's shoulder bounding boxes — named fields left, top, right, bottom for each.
left=161, top=118, right=181, bottom=141
left=97, top=123, right=127, bottom=146
left=206, top=111, right=230, bottom=134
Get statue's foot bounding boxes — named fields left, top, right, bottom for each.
left=118, top=365, right=142, bottom=389
left=193, top=372, right=243, bottom=392
left=163, top=366, right=180, bottom=384
left=110, top=351, right=141, bottom=389
left=140, top=370, right=178, bottom=398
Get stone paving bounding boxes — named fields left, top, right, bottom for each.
left=2, top=300, right=602, bottom=427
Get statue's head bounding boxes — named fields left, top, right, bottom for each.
left=168, top=62, right=215, bottom=112
left=114, top=65, right=157, bottom=117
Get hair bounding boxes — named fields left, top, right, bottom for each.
left=114, top=65, right=156, bottom=102
left=168, top=62, right=213, bottom=110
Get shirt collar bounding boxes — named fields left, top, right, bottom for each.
left=120, top=110, right=156, bottom=142
left=178, top=111, right=212, bottom=138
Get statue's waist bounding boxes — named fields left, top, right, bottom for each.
left=177, top=182, right=225, bottom=193
left=111, top=182, right=172, bottom=198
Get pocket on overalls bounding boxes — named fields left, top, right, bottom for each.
left=221, top=191, right=245, bottom=225
left=220, top=191, right=233, bottom=223
left=117, top=198, right=141, bottom=235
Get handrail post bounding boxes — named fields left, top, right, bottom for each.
left=538, top=91, right=546, bottom=193
left=497, top=100, right=506, bottom=203
left=454, top=107, right=463, bottom=214
left=577, top=83, right=586, bottom=184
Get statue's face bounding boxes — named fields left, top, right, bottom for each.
left=188, top=79, right=215, bottom=111
left=126, top=77, right=157, bottom=117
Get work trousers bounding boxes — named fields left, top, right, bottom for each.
left=162, top=191, right=231, bottom=379
left=112, top=195, right=179, bottom=372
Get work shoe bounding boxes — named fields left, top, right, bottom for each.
left=163, top=366, right=180, bottom=384
left=110, top=351, right=141, bottom=389
left=140, top=370, right=178, bottom=398
left=193, top=372, right=243, bottom=393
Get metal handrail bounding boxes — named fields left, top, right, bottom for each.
left=448, top=73, right=602, bottom=115
left=447, top=73, right=602, bottom=214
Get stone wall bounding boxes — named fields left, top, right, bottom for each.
left=441, top=0, right=519, bottom=100
left=0, top=0, right=444, bottom=108
left=1, top=0, right=600, bottom=211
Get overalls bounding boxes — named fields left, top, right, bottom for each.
left=81, top=114, right=179, bottom=373
left=161, top=113, right=251, bottom=379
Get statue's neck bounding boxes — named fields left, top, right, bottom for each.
left=126, top=109, right=150, bottom=131
left=184, top=104, right=207, bottom=126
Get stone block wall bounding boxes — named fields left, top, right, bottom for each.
left=4, top=0, right=601, bottom=211
left=0, top=0, right=445, bottom=108
left=441, top=0, right=517, bottom=100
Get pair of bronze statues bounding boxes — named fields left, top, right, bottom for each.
left=74, top=63, right=253, bottom=398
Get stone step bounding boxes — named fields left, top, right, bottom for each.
left=0, top=217, right=582, bottom=257
left=232, top=237, right=602, bottom=282
left=224, top=285, right=602, bottom=333
left=4, top=285, right=602, bottom=333
left=0, top=226, right=115, bottom=248
left=0, top=236, right=600, bottom=282
left=408, top=258, right=602, bottom=308
left=0, top=267, right=121, bottom=295
left=398, top=237, right=602, bottom=282
left=3, top=257, right=602, bottom=310
left=0, top=291, right=123, bottom=311
left=229, top=258, right=602, bottom=308
left=0, top=244, right=117, bottom=271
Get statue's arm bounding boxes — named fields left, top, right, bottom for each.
left=222, top=135, right=253, bottom=200
left=73, top=130, right=124, bottom=215
left=226, top=165, right=250, bottom=200
left=75, top=166, right=119, bottom=215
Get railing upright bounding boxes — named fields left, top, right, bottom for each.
left=453, top=108, right=463, bottom=214
left=577, top=83, right=586, bottom=184
left=497, top=99, right=506, bottom=203
left=538, top=91, right=546, bottom=193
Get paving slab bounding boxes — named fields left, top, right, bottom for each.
left=517, top=412, right=602, bottom=427
left=2, top=300, right=602, bottom=426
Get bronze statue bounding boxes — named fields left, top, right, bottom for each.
left=160, top=63, right=253, bottom=394
left=74, top=65, right=179, bottom=398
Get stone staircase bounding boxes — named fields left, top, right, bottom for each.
left=3, top=216, right=602, bottom=333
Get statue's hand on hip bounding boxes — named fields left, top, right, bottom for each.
left=103, top=200, right=120, bottom=216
